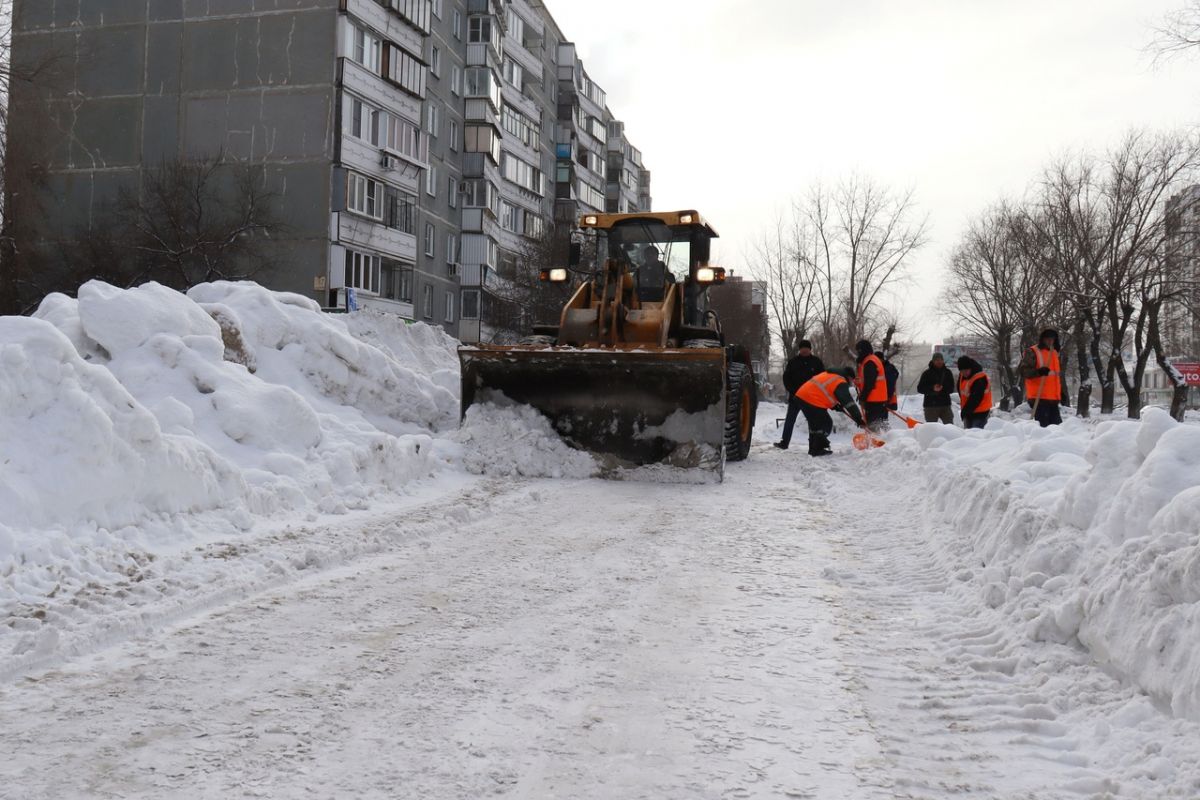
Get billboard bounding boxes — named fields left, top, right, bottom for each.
left=1171, top=361, right=1200, bottom=387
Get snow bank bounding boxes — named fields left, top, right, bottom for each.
left=454, top=403, right=599, bottom=480
left=903, top=411, right=1200, bottom=721
left=2, top=280, right=454, bottom=648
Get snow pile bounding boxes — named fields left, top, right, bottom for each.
left=454, top=403, right=599, bottom=480
left=903, top=411, right=1200, bottom=721
left=344, top=308, right=460, bottom=406
left=1, top=280, right=454, bottom=637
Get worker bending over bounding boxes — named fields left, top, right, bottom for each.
left=794, top=367, right=866, bottom=457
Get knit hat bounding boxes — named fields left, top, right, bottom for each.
left=1039, top=329, right=1059, bottom=347
left=855, top=339, right=874, bottom=358
left=931, top=352, right=945, bottom=362
left=956, top=356, right=973, bottom=371
left=798, top=339, right=813, bottom=350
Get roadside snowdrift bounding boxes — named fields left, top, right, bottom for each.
left=1, top=281, right=457, bottom=648
left=902, top=412, right=1200, bottom=722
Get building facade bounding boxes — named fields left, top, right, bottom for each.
left=8, top=0, right=651, bottom=344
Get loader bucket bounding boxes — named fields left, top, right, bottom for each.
left=459, top=345, right=728, bottom=478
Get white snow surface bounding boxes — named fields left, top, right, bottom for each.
left=1, top=281, right=457, bottom=671
left=6, top=285, right=1200, bottom=795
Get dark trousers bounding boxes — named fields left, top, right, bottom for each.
left=799, top=400, right=834, bottom=436
left=1033, top=401, right=1062, bottom=427
left=924, top=406, right=953, bottom=424
left=779, top=396, right=804, bottom=446
left=963, top=412, right=990, bottom=430
left=864, top=402, right=890, bottom=431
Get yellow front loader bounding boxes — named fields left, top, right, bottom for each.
left=458, top=211, right=758, bottom=480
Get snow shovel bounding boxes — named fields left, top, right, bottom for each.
left=839, top=409, right=885, bottom=450
left=889, top=409, right=922, bottom=429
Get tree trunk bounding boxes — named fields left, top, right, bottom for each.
left=1073, top=317, right=1091, bottom=417
left=1170, top=387, right=1189, bottom=421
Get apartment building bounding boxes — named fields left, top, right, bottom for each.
left=9, top=0, right=651, bottom=345
left=1164, top=184, right=1200, bottom=360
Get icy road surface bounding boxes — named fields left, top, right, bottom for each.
left=3, top=441, right=1200, bottom=798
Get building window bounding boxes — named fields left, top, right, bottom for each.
left=444, top=292, right=455, bottom=323
left=344, top=250, right=381, bottom=294
left=502, top=104, right=539, bottom=149
left=381, top=260, right=414, bottom=303
left=424, top=102, right=440, bottom=137
left=423, top=284, right=434, bottom=318
left=429, top=45, right=441, bottom=77
left=451, top=65, right=461, bottom=96
left=386, top=44, right=427, bottom=99
left=462, top=178, right=499, bottom=217
left=449, top=119, right=459, bottom=152
left=426, top=165, right=438, bottom=197
left=350, top=25, right=382, bottom=74
left=448, top=177, right=458, bottom=208
left=432, top=0, right=442, bottom=18
left=468, top=16, right=492, bottom=45
left=425, top=222, right=436, bottom=257
left=453, top=10, right=462, bottom=40
left=507, top=8, right=525, bottom=44
left=502, top=57, right=523, bottom=92
left=384, top=187, right=418, bottom=234
left=500, top=200, right=516, bottom=232
left=392, top=0, right=433, bottom=34
left=446, top=233, right=457, bottom=263
left=464, top=124, right=500, bottom=163
left=381, top=112, right=427, bottom=164
left=347, top=172, right=384, bottom=221
left=347, top=96, right=379, bottom=145
left=501, top=153, right=544, bottom=195
left=462, top=289, right=480, bottom=320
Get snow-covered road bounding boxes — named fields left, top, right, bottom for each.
left=4, top=438, right=1200, bottom=799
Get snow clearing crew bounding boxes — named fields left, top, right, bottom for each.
left=917, top=352, right=955, bottom=424
left=794, top=367, right=865, bottom=456
left=855, top=340, right=890, bottom=431
left=775, top=340, right=825, bottom=450
left=1019, top=329, right=1063, bottom=427
left=956, top=356, right=993, bottom=429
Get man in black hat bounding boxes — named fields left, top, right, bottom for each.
left=1018, top=329, right=1063, bottom=427
left=775, top=340, right=825, bottom=450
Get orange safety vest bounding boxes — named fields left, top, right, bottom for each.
left=856, top=354, right=889, bottom=404
left=1024, top=346, right=1062, bottom=403
left=959, top=372, right=993, bottom=414
left=797, top=372, right=848, bottom=410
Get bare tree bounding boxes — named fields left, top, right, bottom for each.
left=1151, top=1, right=1200, bottom=61
left=483, top=219, right=582, bottom=343
left=73, top=154, right=283, bottom=291
left=752, top=175, right=929, bottom=364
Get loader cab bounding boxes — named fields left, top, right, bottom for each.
left=583, top=212, right=721, bottom=327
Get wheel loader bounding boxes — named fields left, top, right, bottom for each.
left=458, top=210, right=758, bottom=480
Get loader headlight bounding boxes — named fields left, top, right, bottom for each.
left=679, top=213, right=694, bottom=224
left=540, top=268, right=569, bottom=283
left=582, top=215, right=599, bottom=226
left=696, top=267, right=726, bottom=284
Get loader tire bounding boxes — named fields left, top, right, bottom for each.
left=724, top=362, right=756, bottom=462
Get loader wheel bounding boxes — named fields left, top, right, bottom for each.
left=725, top=362, right=756, bottom=462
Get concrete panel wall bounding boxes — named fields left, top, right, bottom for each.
left=9, top=0, right=340, bottom=301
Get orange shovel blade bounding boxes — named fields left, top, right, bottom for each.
left=852, top=432, right=886, bottom=450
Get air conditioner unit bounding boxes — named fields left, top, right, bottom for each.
left=380, top=154, right=397, bottom=171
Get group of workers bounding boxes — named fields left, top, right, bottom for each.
left=775, top=329, right=1065, bottom=457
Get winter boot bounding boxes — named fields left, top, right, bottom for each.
left=773, top=442, right=788, bottom=450
left=808, top=434, right=833, bottom=457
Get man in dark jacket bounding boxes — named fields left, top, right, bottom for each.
left=775, top=340, right=825, bottom=450
left=855, top=339, right=890, bottom=431
left=1018, top=328, right=1063, bottom=427
left=917, top=352, right=955, bottom=424
left=956, top=356, right=993, bottom=429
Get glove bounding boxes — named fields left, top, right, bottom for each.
left=1037, top=367, right=1052, bottom=377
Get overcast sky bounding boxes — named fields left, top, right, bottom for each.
left=551, top=0, right=1200, bottom=344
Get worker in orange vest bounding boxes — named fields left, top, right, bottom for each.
left=793, top=367, right=865, bottom=456
left=1018, top=329, right=1063, bottom=427
left=956, top=356, right=993, bottom=429
left=854, top=340, right=890, bottom=431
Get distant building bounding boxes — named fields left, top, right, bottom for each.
left=1164, top=185, right=1200, bottom=360
left=709, top=275, right=770, bottom=384
left=8, top=0, right=651, bottom=344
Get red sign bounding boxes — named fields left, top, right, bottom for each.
left=1172, top=362, right=1200, bottom=387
